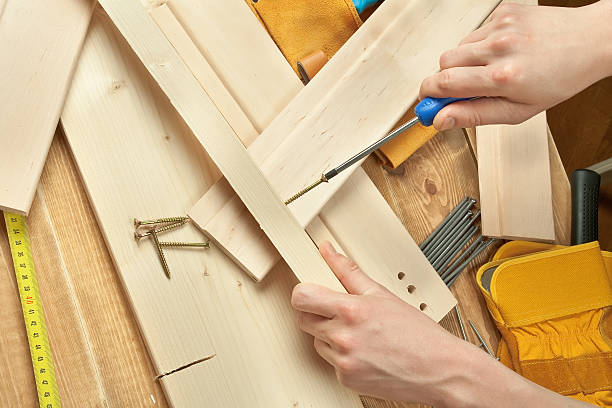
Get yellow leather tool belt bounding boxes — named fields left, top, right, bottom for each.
left=477, top=241, right=612, bottom=406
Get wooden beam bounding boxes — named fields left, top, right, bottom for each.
left=61, top=9, right=361, bottom=406
left=153, top=3, right=454, bottom=319
left=97, top=0, right=344, bottom=291
left=188, top=0, right=501, bottom=277
left=0, top=0, right=95, bottom=215
left=476, top=112, right=555, bottom=241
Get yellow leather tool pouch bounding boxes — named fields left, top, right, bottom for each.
left=477, top=241, right=612, bottom=406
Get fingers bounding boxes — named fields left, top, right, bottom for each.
left=319, top=241, right=383, bottom=296
left=439, top=40, right=490, bottom=70
left=432, top=97, right=538, bottom=130
left=291, top=282, right=350, bottom=318
left=419, top=66, right=501, bottom=100
left=297, top=311, right=332, bottom=341
left=313, top=337, right=338, bottom=367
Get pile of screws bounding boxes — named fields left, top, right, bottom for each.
left=420, top=197, right=498, bottom=287
left=133, top=216, right=210, bottom=279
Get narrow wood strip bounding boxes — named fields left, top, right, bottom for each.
left=0, top=0, right=95, bottom=215
left=477, top=113, right=555, bottom=241
left=188, top=0, right=501, bottom=277
left=97, top=0, right=344, bottom=291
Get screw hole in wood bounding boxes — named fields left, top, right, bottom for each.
left=407, top=285, right=416, bottom=294
left=419, top=303, right=427, bottom=311
left=397, top=272, right=405, bottom=280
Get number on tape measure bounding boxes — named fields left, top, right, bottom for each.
left=4, top=213, right=61, bottom=408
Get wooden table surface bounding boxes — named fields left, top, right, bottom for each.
left=0, top=122, right=570, bottom=407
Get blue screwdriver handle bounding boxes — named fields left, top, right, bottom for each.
left=415, top=97, right=471, bottom=127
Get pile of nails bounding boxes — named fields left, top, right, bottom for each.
left=133, top=216, right=210, bottom=279
left=420, top=197, right=498, bottom=287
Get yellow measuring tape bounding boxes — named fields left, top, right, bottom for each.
left=4, top=212, right=61, bottom=408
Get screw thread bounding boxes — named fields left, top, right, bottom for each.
left=151, top=230, right=171, bottom=279
left=134, top=216, right=188, bottom=228
left=284, top=176, right=326, bottom=205
left=134, top=220, right=187, bottom=241
left=159, top=241, right=210, bottom=248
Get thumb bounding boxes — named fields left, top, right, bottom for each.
left=319, top=241, right=383, bottom=295
left=433, top=97, right=538, bottom=130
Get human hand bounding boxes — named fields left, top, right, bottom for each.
left=291, top=241, right=468, bottom=405
left=419, top=1, right=612, bottom=130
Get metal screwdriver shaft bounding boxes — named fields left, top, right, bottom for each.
left=284, top=97, right=472, bottom=204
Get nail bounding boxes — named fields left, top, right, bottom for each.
left=455, top=306, right=467, bottom=341
left=468, top=320, right=494, bottom=357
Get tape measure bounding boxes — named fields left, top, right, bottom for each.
left=4, top=212, right=61, bottom=408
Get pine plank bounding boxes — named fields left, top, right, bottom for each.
left=477, top=113, right=555, bottom=241
left=152, top=3, right=454, bottom=319
left=167, top=0, right=300, bottom=132
left=97, top=0, right=344, bottom=291
left=0, top=0, right=95, bottom=215
left=188, top=0, right=501, bottom=278
left=61, top=9, right=360, bottom=406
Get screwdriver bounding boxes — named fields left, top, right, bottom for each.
left=284, top=96, right=472, bottom=205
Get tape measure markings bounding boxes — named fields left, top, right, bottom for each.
left=4, top=212, right=61, bottom=408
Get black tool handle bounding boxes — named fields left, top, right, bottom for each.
left=570, top=169, right=600, bottom=245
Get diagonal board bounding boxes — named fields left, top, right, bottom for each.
left=151, top=3, right=455, bottom=320
left=477, top=112, right=555, bottom=241
left=62, top=9, right=360, bottom=406
left=96, top=0, right=344, bottom=291
left=188, top=0, right=501, bottom=280
left=0, top=0, right=95, bottom=215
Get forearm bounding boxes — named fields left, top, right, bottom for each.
left=434, top=341, right=594, bottom=408
left=583, top=0, right=612, bottom=80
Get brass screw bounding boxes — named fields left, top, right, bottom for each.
left=134, top=220, right=187, bottom=241
left=134, top=216, right=188, bottom=228
left=151, top=229, right=171, bottom=279
left=159, top=241, right=210, bottom=248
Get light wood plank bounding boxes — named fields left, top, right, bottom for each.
left=167, top=0, right=301, bottom=132
left=0, top=0, right=95, bottom=215
left=98, top=0, right=344, bottom=290
left=320, top=169, right=456, bottom=320
left=152, top=3, right=454, bottom=319
left=477, top=113, right=555, bottom=241
left=61, top=9, right=360, bottom=406
left=188, top=0, right=501, bottom=278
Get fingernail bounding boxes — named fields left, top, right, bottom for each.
left=440, top=117, right=455, bottom=130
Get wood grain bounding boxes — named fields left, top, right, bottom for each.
left=189, top=0, right=501, bottom=279
left=150, top=2, right=454, bottom=321
left=0, top=0, right=95, bottom=215
left=98, top=0, right=344, bottom=291
left=62, top=9, right=360, bottom=406
left=477, top=113, right=555, bottom=241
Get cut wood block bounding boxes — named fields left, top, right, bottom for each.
left=0, top=0, right=95, bottom=215
left=153, top=3, right=454, bottom=320
left=188, top=0, right=501, bottom=279
left=97, top=0, right=344, bottom=291
left=61, top=9, right=361, bottom=406
left=477, top=112, right=555, bottom=241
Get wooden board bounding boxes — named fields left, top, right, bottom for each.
left=61, top=9, right=361, bottom=407
left=476, top=112, right=555, bottom=241
left=97, top=0, right=345, bottom=291
left=152, top=3, right=453, bottom=318
left=188, top=0, right=501, bottom=279
left=0, top=0, right=95, bottom=215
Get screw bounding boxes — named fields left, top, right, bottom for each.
left=151, top=229, right=171, bottom=279
left=134, top=220, right=187, bottom=241
left=159, top=241, right=210, bottom=248
left=134, top=216, right=188, bottom=228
